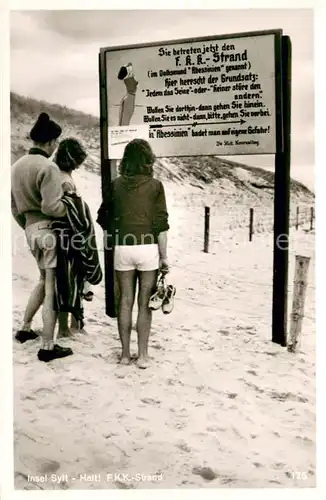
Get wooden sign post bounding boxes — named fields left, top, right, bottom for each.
left=272, top=35, right=291, bottom=346
left=249, top=208, right=254, bottom=242
left=296, top=206, right=299, bottom=230
left=99, top=29, right=291, bottom=341
left=99, top=52, right=118, bottom=317
left=287, top=255, right=310, bottom=353
left=204, top=206, right=210, bottom=253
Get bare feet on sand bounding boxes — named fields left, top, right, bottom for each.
left=70, top=326, right=87, bottom=334
left=136, top=356, right=150, bottom=369
left=58, top=324, right=86, bottom=338
left=120, top=357, right=131, bottom=365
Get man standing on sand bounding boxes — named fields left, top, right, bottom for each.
left=11, top=112, right=73, bottom=362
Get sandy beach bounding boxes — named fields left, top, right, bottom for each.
left=12, top=167, right=315, bottom=490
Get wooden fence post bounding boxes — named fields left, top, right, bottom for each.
left=295, top=206, right=299, bottom=230
left=287, top=255, right=310, bottom=353
left=310, top=206, right=314, bottom=231
left=204, top=206, right=210, bottom=253
left=249, top=208, right=254, bottom=242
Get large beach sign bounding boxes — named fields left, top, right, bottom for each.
left=99, top=30, right=292, bottom=350
left=102, top=31, right=281, bottom=158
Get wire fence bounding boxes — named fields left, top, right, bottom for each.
left=171, top=252, right=316, bottom=329
left=168, top=203, right=316, bottom=332
left=201, top=204, right=315, bottom=241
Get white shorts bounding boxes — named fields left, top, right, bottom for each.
left=25, top=221, right=57, bottom=269
left=114, top=244, right=159, bottom=272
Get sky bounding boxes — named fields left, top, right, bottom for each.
left=10, top=9, right=314, bottom=189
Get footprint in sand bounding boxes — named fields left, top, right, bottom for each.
left=207, top=425, right=225, bottom=433
left=90, top=352, right=108, bottom=360
left=22, top=394, right=36, bottom=401
left=140, top=397, right=161, bottom=406
left=220, top=476, right=236, bottom=485
left=245, top=381, right=265, bottom=395
left=295, top=435, right=313, bottom=445
left=103, top=434, right=114, bottom=441
left=232, top=426, right=244, bottom=439
left=115, top=480, right=135, bottom=489
left=38, top=459, right=61, bottom=474
left=34, top=388, right=54, bottom=397
left=200, top=345, right=214, bottom=351
left=176, top=442, right=192, bottom=453
left=272, top=462, right=285, bottom=470
left=192, top=466, right=218, bottom=481
left=270, top=391, right=308, bottom=403
left=151, top=343, right=164, bottom=350
left=174, top=422, right=187, bottom=430
left=237, top=325, right=257, bottom=332
left=167, top=378, right=183, bottom=387
left=87, top=317, right=108, bottom=326
left=253, top=462, right=263, bottom=468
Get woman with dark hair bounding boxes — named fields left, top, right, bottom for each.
left=97, top=138, right=170, bottom=369
left=54, top=137, right=87, bottom=186
left=54, top=138, right=94, bottom=335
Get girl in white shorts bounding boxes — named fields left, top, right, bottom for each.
left=98, top=139, right=170, bottom=369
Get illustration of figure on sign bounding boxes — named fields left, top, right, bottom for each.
left=117, top=62, right=138, bottom=126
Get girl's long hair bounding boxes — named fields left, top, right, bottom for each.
left=119, top=138, right=155, bottom=177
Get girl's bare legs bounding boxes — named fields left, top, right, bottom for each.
left=83, top=281, right=91, bottom=294
left=58, top=313, right=84, bottom=336
left=70, top=314, right=81, bottom=332
left=116, top=270, right=137, bottom=364
left=58, top=312, right=71, bottom=337
left=136, top=270, right=158, bottom=369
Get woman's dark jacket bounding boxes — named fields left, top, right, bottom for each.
left=97, top=175, right=169, bottom=245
